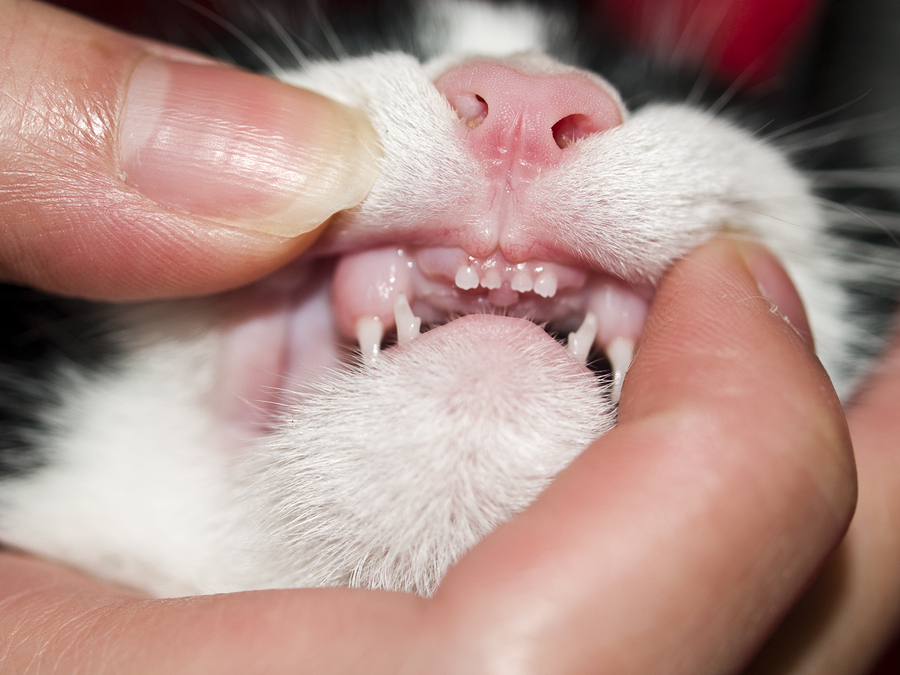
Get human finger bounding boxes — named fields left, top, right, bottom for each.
left=0, top=1, right=380, bottom=301
left=423, top=239, right=856, bottom=674
left=746, top=327, right=900, bottom=674
left=0, top=549, right=429, bottom=675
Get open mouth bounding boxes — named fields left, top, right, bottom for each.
left=331, top=245, right=653, bottom=400
left=215, top=243, right=654, bottom=445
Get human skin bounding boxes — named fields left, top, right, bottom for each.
left=746, top=333, right=900, bottom=674
left=0, top=1, right=897, bottom=673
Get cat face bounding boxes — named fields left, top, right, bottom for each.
left=0, top=0, right=851, bottom=597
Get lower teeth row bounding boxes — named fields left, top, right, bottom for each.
left=355, top=298, right=634, bottom=402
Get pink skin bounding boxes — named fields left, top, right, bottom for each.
left=216, top=260, right=342, bottom=442
left=433, top=59, right=625, bottom=262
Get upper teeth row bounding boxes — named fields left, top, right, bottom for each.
left=333, top=246, right=648, bottom=400
left=454, top=262, right=560, bottom=298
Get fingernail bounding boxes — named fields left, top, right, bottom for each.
left=734, top=241, right=815, bottom=348
left=120, top=57, right=381, bottom=237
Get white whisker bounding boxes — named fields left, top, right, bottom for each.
left=260, top=6, right=313, bottom=71
left=776, top=111, right=898, bottom=152
left=306, top=0, right=348, bottom=59
left=177, top=0, right=287, bottom=77
left=761, top=93, right=872, bottom=143
left=809, top=169, right=900, bottom=190
left=684, top=67, right=714, bottom=107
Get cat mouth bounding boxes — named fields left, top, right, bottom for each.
left=215, top=242, right=653, bottom=444
left=331, top=245, right=652, bottom=398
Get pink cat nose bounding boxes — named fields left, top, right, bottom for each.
left=435, top=59, right=624, bottom=180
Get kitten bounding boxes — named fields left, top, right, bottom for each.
left=1, top=0, right=898, bottom=597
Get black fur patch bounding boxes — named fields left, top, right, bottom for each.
left=0, top=286, right=116, bottom=478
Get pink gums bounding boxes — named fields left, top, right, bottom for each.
left=332, top=246, right=649, bottom=350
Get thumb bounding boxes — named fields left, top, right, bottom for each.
left=0, top=1, right=380, bottom=301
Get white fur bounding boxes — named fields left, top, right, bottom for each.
left=417, top=0, right=553, bottom=59
left=0, top=0, right=860, bottom=596
left=240, top=318, right=612, bottom=595
left=0, top=312, right=242, bottom=596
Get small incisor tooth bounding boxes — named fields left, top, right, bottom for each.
left=606, top=336, right=635, bottom=404
left=455, top=264, right=479, bottom=290
left=356, top=317, right=384, bottom=366
left=533, top=270, right=558, bottom=298
left=511, top=270, right=533, bottom=293
left=566, top=312, right=597, bottom=365
left=394, top=293, right=421, bottom=345
left=480, top=268, right=502, bottom=289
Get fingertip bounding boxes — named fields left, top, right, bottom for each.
left=732, top=239, right=815, bottom=349
left=625, top=238, right=822, bottom=415
left=622, top=237, right=854, bottom=514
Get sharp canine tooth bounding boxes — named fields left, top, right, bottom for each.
left=534, top=270, right=558, bottom=298
left=356, top=317, right=384, bottom=366
left=511, top=271, right=533, bottom=293
left=394, top=293, right=421, bottom=345
left=606, top=336, right=635, bottom=404
left=566, top=312, right=597, bottom=365
left=455, top=264, right=479, bottom=290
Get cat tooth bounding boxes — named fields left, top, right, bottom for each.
left=455, top=264, right=480, bottom=290
left=510, top=270, right=533, bottom=293
left=588, top=280, right=650, bottom=348
left=606, top=336, right=634, bottom=404
left=533, top=270, right=558, bottom=298
left=566, top=312, right=598, bottom=365
left=394, top=293, right=421, bottom=345
left=356, top=317, right=384, bottom=366
left=480, top=268, right=503, bottom=290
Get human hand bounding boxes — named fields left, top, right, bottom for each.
left=746, top=324, right=900, bottom=672
left=0, top=239, right=856, bottom=673
left=0, top=0, right=380, bottom=301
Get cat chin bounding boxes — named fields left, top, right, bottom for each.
left=0, top=298, right=614, bottom=596
left=239, top=313, right=614, bottom=595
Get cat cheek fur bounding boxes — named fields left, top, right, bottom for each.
left=0, top=0, right=880, bottom=597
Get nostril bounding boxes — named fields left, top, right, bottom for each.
left=552, top=114, right=600, bottom=149
left=435, top=58, right=624, bottom=173
left=447, top=92, right=489, bottom=129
